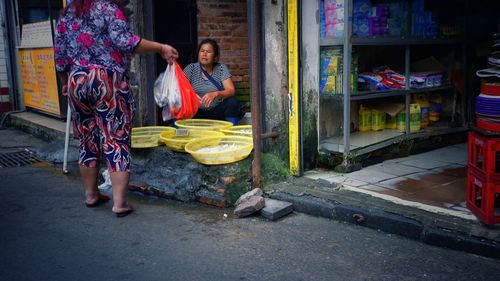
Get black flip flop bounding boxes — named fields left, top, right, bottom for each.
left=85, top=194, right=111, bottom=208
left=115, top=209, right=134, bottom=217
left=114, top=204, right=134, bottom=217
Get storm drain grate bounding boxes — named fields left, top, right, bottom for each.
left=0, top=150, right=41, bottom=168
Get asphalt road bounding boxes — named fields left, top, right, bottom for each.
left=1, top=162, right=499, bottom=281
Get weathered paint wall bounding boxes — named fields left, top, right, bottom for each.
left=128, top=1, right=149, bottom=126
left=301, top=0, right=320, bottom=170
left=261, top=0, right=289, bottom=160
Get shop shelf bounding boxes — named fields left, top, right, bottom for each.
left=320, top=36, right=464, bottom=47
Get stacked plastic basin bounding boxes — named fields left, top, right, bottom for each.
left=475, top=82, right=500, bottom=132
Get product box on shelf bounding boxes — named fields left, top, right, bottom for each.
left=320, top=48, right=358, bottom=95
left=410, top=72, right=444, bottom=88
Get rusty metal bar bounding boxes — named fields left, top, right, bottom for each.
left=248, top=0, right=262, bottom=188
left=261, top=132, right=278, bottom=139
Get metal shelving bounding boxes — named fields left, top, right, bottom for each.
left=319, top=125, right=468, bottom=155
left=320, top=85, right=454, bottom=101
left=318, top=0, right=467, bottom=164
left=320, top=36, right=464, bottom=47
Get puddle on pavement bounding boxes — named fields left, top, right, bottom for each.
left=374, top=166, right=469, bottom=211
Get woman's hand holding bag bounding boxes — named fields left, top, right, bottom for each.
left=153, top=62, right=199, bottom=121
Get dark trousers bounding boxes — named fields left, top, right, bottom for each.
left=194, top=97, right=244, bottom=121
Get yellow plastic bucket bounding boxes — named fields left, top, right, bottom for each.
left=159, top=129, right=224, bottom=152
left=185, top=136, right=253, bottom=165
left=175, top=119, right=232, bottom=131
left=220, top=125, right=252, bottom=137
left=131, top=126, right=175, bottom=148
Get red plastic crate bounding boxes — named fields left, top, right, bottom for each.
left=468, top=131, right=500, bottom=181
left=466, top=168, right=500, bottom=225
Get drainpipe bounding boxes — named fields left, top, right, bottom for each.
left=248, top=0, right=262, bottom=188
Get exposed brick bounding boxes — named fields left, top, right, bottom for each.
left=216, top=188, right=226, bottom=197
left=219, top=37, right=246, bottom=43
left=221, top=176, right=236, bottom=184
left=232, top=30, right=247, bottom=37
left=198, top=30, right=210, bottom=37
left=197, top=0, right=249, bottom=101
left=221, top=11, right=246, bottom=17
left=216, top=31, right=234, bottom=37
left=196, top=189, right=228, bottom=208
left=197, top=195, right=227, bottom=208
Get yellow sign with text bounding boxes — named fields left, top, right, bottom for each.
left=20, top=48, right=61, bottom=116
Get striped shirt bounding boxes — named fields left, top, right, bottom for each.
left=183, top=62, right=232, bottom=109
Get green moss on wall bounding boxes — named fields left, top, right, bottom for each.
left=302, top=104, right=318, bottom=171
left=225, top=152, right=290, bottom=205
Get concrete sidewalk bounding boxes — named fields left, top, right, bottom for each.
left=2, top=111, right=500, bottom=259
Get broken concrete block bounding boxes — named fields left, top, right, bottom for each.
left=260, top=198, right=293, bottom=221
left=234, top=196, right=265, bottom=218
left=235, top=188, right=264, bottom=206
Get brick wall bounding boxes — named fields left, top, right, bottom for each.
left=197, top=0, right=249, bottom=108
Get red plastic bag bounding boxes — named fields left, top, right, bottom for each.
left=172, top=62, right=200, bottom=120
left=156, top=62, right=200, bottom=121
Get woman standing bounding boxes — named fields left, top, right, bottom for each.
left=183, top=39, right=243, bottom=125
left=54, top=0, right=178, bottom=217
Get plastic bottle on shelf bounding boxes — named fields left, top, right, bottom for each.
left=413, top=94, right=430, bottom=128
left=386, top=113, right=397, bottom=129
left=358, top=105, right=372, bottom=132
left=410, top=103, right=421, bottom=132
left=371, top=109, right=386, bottom=131
left=429, top=94, right=442, bottom=123
left=397, top=108, right=406, bottom=132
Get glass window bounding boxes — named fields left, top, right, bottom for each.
left=18, top=0, right=63, bottom=24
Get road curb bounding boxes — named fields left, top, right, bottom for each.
left=270, top=191, right=500, bottom=260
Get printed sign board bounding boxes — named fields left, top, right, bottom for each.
left=20, top=48, right=61, bottom=116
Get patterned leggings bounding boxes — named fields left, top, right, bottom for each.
left=67, top=68, right=135, bottom=172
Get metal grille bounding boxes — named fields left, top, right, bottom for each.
left=0, top=150, right=41, bottom=168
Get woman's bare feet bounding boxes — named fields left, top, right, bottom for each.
left=112, top=203, right=134, bottom=217
left=85, top=193, right=110, bottom=207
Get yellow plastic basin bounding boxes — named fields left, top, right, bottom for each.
left=175, top=119, right=232, bottom=131
left=159, top=129, right=224, bottom=152
left=131, top=126, right=175, bottom=148
left=220, top=125, right=252, bottom=137
left=185, top=136, right=253, bottom=165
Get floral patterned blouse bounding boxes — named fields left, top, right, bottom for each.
left=54, top=0, right=141, bottom=74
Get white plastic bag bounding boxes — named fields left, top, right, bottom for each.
left=153, top=64, right=182, bottom=121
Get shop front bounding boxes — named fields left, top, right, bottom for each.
left=13, top=0, right=66, bottom=118
left=293, top=0, right=498, bottom=173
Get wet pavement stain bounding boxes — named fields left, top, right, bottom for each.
left=368, top=166, right=469, bottom=211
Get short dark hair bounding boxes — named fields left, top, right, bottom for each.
left=197, top=38, right=220, bottom=59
